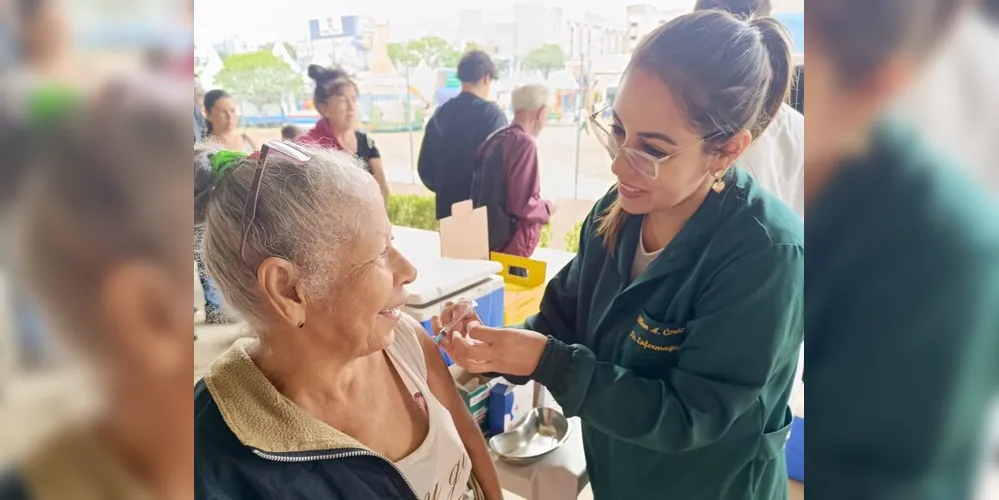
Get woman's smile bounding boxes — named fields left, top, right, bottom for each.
left=618, top=181, right=649, bottom=199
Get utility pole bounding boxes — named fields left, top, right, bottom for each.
left=573, top=47, right=586, bottom=200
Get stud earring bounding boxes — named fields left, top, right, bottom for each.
left=711, top=171, right=727, bottom=193
left=297, top=321, right=305, bottom=328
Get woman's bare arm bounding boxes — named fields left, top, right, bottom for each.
left=413, top=319, right=503, bottom=500
left=368, top=157, right=391, bottom=205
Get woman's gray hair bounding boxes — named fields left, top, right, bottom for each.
left=194, top=143, right=380, bottom=327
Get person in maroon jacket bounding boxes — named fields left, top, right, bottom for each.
left=471, top=84, right=555, bottom=257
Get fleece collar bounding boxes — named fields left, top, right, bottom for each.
left=204, top=338, right=368, bottom=454
left=19, top=424, right=151, bottom=500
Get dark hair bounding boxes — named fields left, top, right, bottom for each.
left=985, top=0, right=999, bottom=20
left=694, top=0, right=771, bottom=17
left=203, top=89, right=232, bottom=135
left=597, top=10, right=792, bottom=252
left=18, top=0, right=46, bottom=23
left=457, top=51, right=498, bottom=83
left=809, top=0, right=964, bottom=83
left=307, top=64, right=357, bottom=105
left=281, top=124, right=302, bottom=140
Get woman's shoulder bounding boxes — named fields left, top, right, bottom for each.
left=712, top=170, right=804, bottom=255
left=388, top=315, right=430, bottom=380
left=354, top=131, right=378, bottom=154
left=829, top=122, right=999, bottom=254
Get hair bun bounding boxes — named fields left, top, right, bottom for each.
left=308, top=64, right=351, bottom=84
left=307, top=64, right=328, bottom=82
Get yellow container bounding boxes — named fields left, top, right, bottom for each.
left=490, top=252, right=548, bottom=325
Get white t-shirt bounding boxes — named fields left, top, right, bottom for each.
left=387, top=320, right=475, bottom=500
left=738, top=103, right=805, bottom=218
left=893, top=10, right=999, bottom=193
left=631, top=220, right=664, bottom=281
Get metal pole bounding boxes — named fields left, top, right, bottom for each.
left=406, top=65, right=416, bottom=184
left=573, top=50, right=585, bottom=200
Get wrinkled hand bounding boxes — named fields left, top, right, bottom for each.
left=442, top=324, right=548, bottom=376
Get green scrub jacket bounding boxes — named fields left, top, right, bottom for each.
left=522, top=168, right=805, bottom=500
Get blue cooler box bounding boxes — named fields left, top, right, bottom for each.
left=786, top=416, right=804, bottom=482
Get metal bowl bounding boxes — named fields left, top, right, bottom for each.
left=488, top=407, right=572, bottom=465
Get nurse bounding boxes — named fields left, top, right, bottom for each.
left=436, top=10, right=802, bottom=500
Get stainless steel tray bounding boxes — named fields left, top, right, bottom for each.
left=488, top=407, right=571, bottom=465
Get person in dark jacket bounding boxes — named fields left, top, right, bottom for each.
left=418, top=50, right=507, bottom=220
left=193, top=143, right=503, bottom=500
left=804, top=1, right=999, bottom=498
left=471, top=83, right=553, bottom=257
left=437, top=11, right=802, bottom=500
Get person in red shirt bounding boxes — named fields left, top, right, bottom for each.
left=471, top=83, right=554, bottom=257
left=297, top=65, right=390, bottom=202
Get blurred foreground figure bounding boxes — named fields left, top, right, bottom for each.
left=806, top=1, right=999, bottom=499
left=894, top=0, right=999, bottom=191
left=0, top=77, right=194, bottom=500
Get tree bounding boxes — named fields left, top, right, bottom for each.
left=522, top=43, right=566, bottom=79
left=388, top=42, right=419, bottom=69
left=214, top=51, right=303, bottom=114
left=406, top=36, right=459, bottom=68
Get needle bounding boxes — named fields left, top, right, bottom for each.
left=433, top=299, right=478, bottom=345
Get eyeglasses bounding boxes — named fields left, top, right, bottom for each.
left=239, top=140, right=311, bottom=262
left=588, top=104, right=722, bottom=180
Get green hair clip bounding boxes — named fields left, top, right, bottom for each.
left=209, top=150, right=249, bottom=183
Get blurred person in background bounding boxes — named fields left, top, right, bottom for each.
left=0, top=78, right=194, bottom=500
left=694, top=0, right=805, bottom=218
left=14, top=0, right=72, bottom=83
left=1, top=0, right=76, bottom=373
left=438, top=10, right=802, bottom=500
left=470, top=83, right=554, bottom=257
left=280, top=124, right=302, bottom=141
left=806, top=0, right=999, bottom=498
left=296, top=65, right=390, bottom=203
left=894, top=0, right=999, bottom=191
left=192, top=144, right=502, bottom=499
left=418, top=51, right=508, bottom=220
left=202, top=89, right=254, bottom=153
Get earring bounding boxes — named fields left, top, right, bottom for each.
left=297, top=321, right=305, bottom=329
left=711, top=171, right=727, bottom=193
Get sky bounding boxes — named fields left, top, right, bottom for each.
left=195, top=0, right=692, bottom=46
left=194, top=0, right=803, bottom=47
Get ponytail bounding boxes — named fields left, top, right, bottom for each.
left=748, top=16, right=793, bottom=139
left=595, top=198, right=630, bottom=255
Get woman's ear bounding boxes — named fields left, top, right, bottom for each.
left=712, top=129, right=753, bottom=168
left=257, top=257, right=307, bottom=329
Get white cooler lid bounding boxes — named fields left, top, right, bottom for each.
left=405, top=258, right=502, bottom=307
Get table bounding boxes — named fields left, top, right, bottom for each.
left=493, top=416, right=589, bottom=500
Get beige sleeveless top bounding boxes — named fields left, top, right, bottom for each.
left=386, top=319, right=475, bottom=500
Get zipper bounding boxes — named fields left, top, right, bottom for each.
left=252, top=448, right=420, bottom=500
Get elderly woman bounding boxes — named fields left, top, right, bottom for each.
left=192, top=143, right=502, bottom=500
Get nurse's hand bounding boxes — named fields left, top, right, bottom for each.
left=431, top=300, right=481, bottom=347
left=445, top=324, right=548, bottom=377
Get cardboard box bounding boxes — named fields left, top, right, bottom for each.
left=449, top=365, right=495, bottom=432
left=488, top=379, right=535, bottom=436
